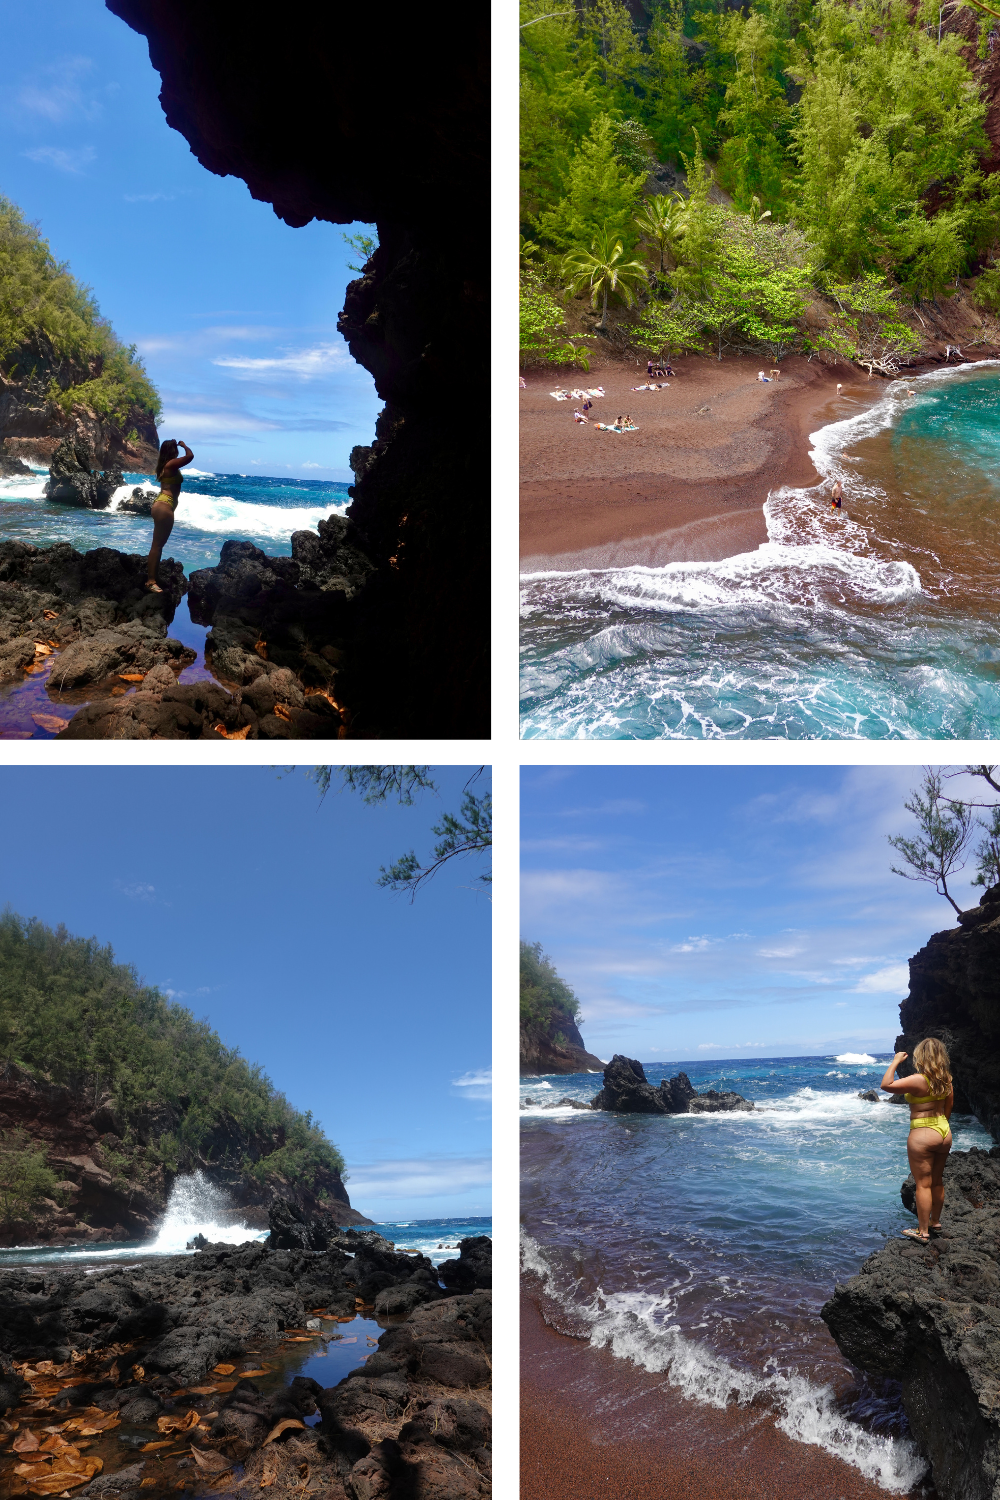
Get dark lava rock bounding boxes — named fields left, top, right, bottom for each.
left=822, top=1147, right=1000, bottom=1500
left=591, top=1055, right=668, bottom=1114
left=43, top=438, right=123, bottom=509
left=75, top=1461, right=146, bottom=1497
left=0, top=1351, right=26, bottom=1414
left=268, top=1198, right=343, bottom=1252
left=0, top=540, right=192, bottom=691
left=116, top=486, right=154, bottom=516
left=0, top=453, right=32, bottom=477
left=857, top=1089, right=882, bottom=1103
left=591, top=1057, right=753, bottom=1115
left=187, top=536, right=364, bottom=707
left=398, top=1395, right=490, bottom=1454
left=541, top=1096, right=593, bottom=1110
left=895, top=881, right=1000, bottom=1137
left=438, top=1236, right=492, bottom=1293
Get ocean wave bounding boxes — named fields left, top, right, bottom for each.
left=521, top=1231, right=927, bottom=1492
left=105, top=484, right=346, bottom=542
left=836, top=1053, right=879, bottom=1065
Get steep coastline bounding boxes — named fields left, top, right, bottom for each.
left=519, top=1012, right=604, bottom=1077
left=822, top=881, right=1000, bottom=1500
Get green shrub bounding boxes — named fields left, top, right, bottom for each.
left=0, top=1128, right=59, bottom=1223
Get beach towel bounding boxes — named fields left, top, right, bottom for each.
left=595, top=423, right=621, bottom=433
left=550, top=390, right=570, bottom=399
left=586, top=387, right=605, bottom=397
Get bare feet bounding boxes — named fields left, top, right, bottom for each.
left=145, top=580, right=163, bottom=593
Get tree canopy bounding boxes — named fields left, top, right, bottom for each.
left=0, top=910, right=343, bottom=1187
left=520, top=940, right=582, bottom=1044
left=889, top=767, right=1000, bottom=914
left=0, top=196, right=161, bottom=432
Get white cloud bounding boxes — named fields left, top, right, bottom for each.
left=346, top=1156, right=491, bottom=1202
left=451, top=1068, right=492, bottom=1102
left=115, top=880, right=155, bottom=902
left=24, top=145, right=95, bottom=174
left=124, top=192, right=176, bottom=204
left=672, top=935, right=713, bottom=953
left=212, top=343, right=347, bottom=379
left=852, top=964, right=910, bottom=995
left=756, top=946, right=803, bottom=958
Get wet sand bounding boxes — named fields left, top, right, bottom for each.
left=520, top=1288, right=934, bottom=1500
left=520, top=355, right=875, bottom=572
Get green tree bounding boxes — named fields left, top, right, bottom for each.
left=888, top=769, right=975, bottom=914
left=716, top=10, right=793, bottom=212
left=520, top=269, right=592, bottom=369
left=536, top=114, right=648, bottom=251
left=520, top=940, right=581, bottom=1044
left=341, top=225, right=378, bottom=273
left=563, top=228, right=649, bottom=331
left=304, top=766, right=492, bottom=899
left=633, top=296, right=706, bottom=358
left=634, top=192, right=685, bottom=273
left=0, top=1128, right=59, bottom=1224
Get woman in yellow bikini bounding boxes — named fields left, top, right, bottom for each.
left=147, top=438, right=193, bottom=592
left=880, top=1038, right=953, bottom=1243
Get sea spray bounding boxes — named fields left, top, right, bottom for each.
left=146, top=1171, right=264, bottom=1253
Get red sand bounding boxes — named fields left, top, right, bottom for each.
left=520, top=1288, right=935, bottom=1500
left=519, top=355, right=878, bottom=572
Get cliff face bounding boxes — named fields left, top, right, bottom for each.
left=0, top=1064, right=368, bottom=1247
left=895, top=882, right=1000, bottom=1135
left=0, top=336, right=159, bottom=473
left=520, top=1013, right=605, bottom=1076
left=104, top=1, right=488, bottom=738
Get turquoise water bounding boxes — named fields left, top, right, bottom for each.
left=520, top=364, right=1000, bottom=739
left=521, top=1054, right=988, bottom=1490
left=0, top=467, right=351, bottom=574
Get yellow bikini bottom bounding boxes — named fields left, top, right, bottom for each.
left=154, top=490, right=179, bottom=511
left=909, top=1115, right=951, bottom=1140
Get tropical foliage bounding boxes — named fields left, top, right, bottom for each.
left=0, top=196, right=161, bottom=428
left=520, top=940, right=582, bottom=1048
left=520, top=0, right=1000, bottom=361
left=0, top=1128, right=60, bottom=1224
left=0, top=911, right=344, bottom=1186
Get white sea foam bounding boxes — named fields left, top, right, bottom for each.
left=836, top=1053, right=879, bottom=1065
left=521, top=1231, right=928, bottom=1492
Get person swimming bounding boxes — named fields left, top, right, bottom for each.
left=147, top=438, right=193, bottom=593
left=880, top=1040, right=954, bottom=1242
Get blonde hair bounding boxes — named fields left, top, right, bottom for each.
left=913, top=1038, right=952, bottom=1098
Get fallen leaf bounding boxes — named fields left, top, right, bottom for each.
left=273, top=703, right=291, bottom=723
left=32, top=711, right=64, bottom=734
left=118, top=674, right=144, bottom=683
left=13, top=1432, right=40, bottom=1453
left=14, top=1455, right=51, bottom=1466
left=33, top=644, right=52, bottom=657
left=212, top=1365, right=235, bottom=1376
left=14, top=1462, right=50, bottom=1475
left=254, top=639, right=268, bottom=659
left=156, top=1410, right=200, bottom=1435
left=262, top=1419, right=305, bottom=1446
left=23, top=664, right=47, bottom=674
left=39, top=1438, right=77, bottom=1455
left=140, top=1483, right=158, bottom=1490
left=236, top=1370, right=269, bottom=1379
left=43, top=611, right=58, bottom=620
left=213, top=1382, right=236, bottom=1394
left=189, top=1447, right=232, bottom=1472
left=184, top=1386, right=217, bottom=1397
left=281, top=1337, right=313, bottom=1344
left=140, top=1441, right=174, bottom=1452
left=213, top=722, right=251, bottom=739
left=110, top=686, right=127, bottom=695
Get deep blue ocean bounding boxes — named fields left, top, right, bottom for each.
left=520, top=363, right=1000, bottom=739
left=0, top=466, right=351, bottom=575
left=521, top=1054, right=988, bottom=1491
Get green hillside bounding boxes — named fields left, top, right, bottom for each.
left=0, top=196, right=160, bottom=434
left=520, top=0, right=1000, bottom=369
left=0, top=910, right=343, bottom=1192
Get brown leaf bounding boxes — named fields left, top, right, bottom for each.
left=33, top=644, right=52, bottom=657
left=189, top=1447, right=232, bottom=1472
left=118, top=674, right=145, bottom=682
left=13, top=1432, right=40, bottom=1453
left=184, top=1386, right=217, bottom=1397
left=212, top=1365, right=235, bottom=1376
left=43, top=610, right=58, bottom=620
left=254, top=639, right=268, bottom=659
left=236, top=1369, right=269, bottom=1379
left=213, top=1382, right=237, bottom=1394
left=38, top=1438, right=77, bottom=1455
left=140, top=1441, right=174, bottom=1452
left=156, top=1410, right=200, bottom=1435
left=273, top=703, right=292, bottom=723
left=140, top=1482, right=158, bottom=1490
left=13, top=1462, right=50, bottom=1475
left=213, top=722, right=251, bottom=739
left=23, top=664, right=47, bottom=674
left=262, top=1419, right=305, bottom=1446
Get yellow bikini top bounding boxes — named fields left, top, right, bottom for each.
left=903, top=1090, right=947, bottom=1105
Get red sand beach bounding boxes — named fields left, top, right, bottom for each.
left=520, top=1289, right=935, bottom=1500
left=519, top=355, right=875, bottom=573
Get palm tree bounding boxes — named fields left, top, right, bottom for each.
left=633, top=193, right=685, bottom=273
left=563, top=228, right=649, bottom=332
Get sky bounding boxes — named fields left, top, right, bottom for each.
left=521, top=764, right=995, bottom=1064
left=0, top=1, right=381, bottom=480
left=0, top=765, right=491, bottom=1223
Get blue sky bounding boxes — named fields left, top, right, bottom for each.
left=0, top=765, right=491, bottom=1222
left=521, top=765, right=990, bottom=1063
left=0, top=1, right=381, bottom=480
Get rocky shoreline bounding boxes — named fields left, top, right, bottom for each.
left=588, top=1056, right=755, bottom=1115
left=0, top=1208, right=492, bottom=1498
left=820, top=881, right=1000, bottom=1500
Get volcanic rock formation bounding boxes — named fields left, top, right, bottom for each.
left=0, top=1065, right=367, bottom=1248
left=103, top=0, right=488, bottom=739
left=823, top=1148, right=1000, bottom=1500
left=519, top=1009, right=606, bottom=1077
left=43, top=439, right=123, bottom=510
left=590, top=1056, right=755, bottom=1114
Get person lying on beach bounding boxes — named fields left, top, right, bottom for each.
left=757, top=371, right=771, bottom=382
left=880, top=1039, right=954, bottom=1243
left=594, top=422, right=620, bottom=433
left=147, top=438, right=193, bottom=593
left=550, top=390, right=570, bottom=400
left=830, top=480, right=843, bottom=512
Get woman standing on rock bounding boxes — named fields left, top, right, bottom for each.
left=147, top=439, right=193, bottom=592
left=880, top=1039, right=954, bottom=1243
